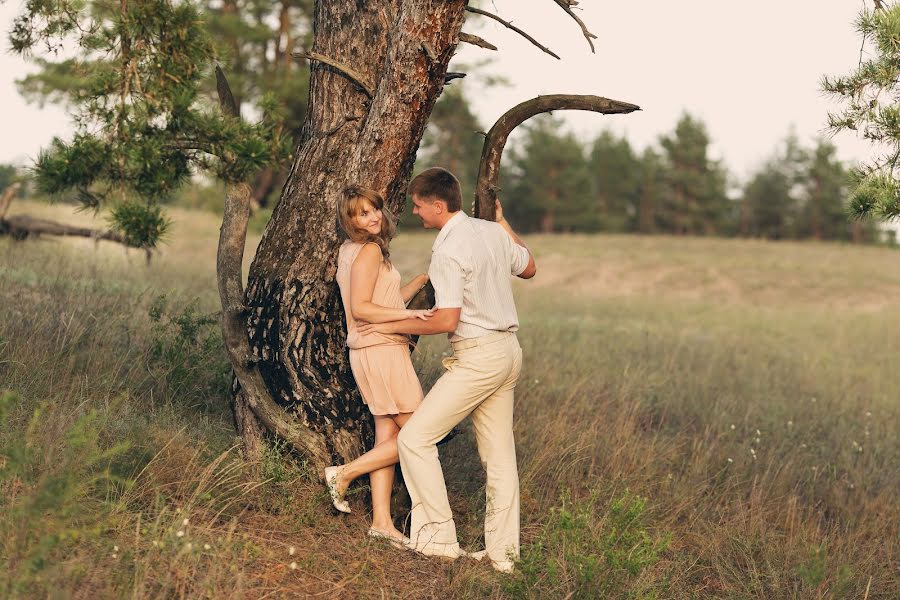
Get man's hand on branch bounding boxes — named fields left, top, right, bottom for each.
left=494, top=199, right=505, bottom=223
left=471, top=198, right=506, bottom=223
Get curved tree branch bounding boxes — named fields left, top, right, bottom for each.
left=473, top=95, right=640, bottom=220
left=551, top=0, right=598, bottom=53
left=214, top=66, right=331, bottom=470
left=464, top=6, right=560, bottom=60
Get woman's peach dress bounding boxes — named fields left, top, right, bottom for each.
left=336, top=241, right=424, bottom=415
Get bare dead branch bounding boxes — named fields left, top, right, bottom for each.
left=0, top=183, right=145, bottom=260
left=551, top=0, right=598, bottom=53
left=0, top=213, right=129, bottom=245
left=292, top=50, right=375, bottom=98
left=459, top=32, right=498, bottom=51
left=465, top=6, right=560, bottom=60
left=215, top=67, right=331, bottom=470
left=0, top=182, right=22, bottom=219
left=474, top=95, right=640, bottom=220
left=444, top=72, right=467, bottom=84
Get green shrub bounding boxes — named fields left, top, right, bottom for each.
left=147, top=295, right=230, bottom=412
left=506, top=490, right=671, bottom=599
left=0, top=391, right=130, bottom=597
left=796, top=545, right=855, bottom=598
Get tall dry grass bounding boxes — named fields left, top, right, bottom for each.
left=1, top=199, right=898, bottom=598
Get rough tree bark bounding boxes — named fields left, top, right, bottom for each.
left=221, top=1, right=639, bottom=475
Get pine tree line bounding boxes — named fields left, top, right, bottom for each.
left=5, top=1, right=890, bottom=244
left=504, top=114, right=880, bottom=241
left=412, top=102, right=881, bottom=242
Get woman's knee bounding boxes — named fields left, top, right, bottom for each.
left=375, top=427, right=400, bottom=445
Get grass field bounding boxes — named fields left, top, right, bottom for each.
left=1, top=199, right=898, bottom=598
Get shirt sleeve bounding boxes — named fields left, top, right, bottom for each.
left=505, top=229, right=531, bottom=276
left=429, top=251, right=466, bottom=308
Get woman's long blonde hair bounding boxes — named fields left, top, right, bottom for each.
left=336, top=185, right=397, bottom=263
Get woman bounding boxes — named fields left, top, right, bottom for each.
left=327, top=185, right=431, bottom=546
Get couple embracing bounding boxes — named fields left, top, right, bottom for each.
left=326, top=167, right=536, bottom=573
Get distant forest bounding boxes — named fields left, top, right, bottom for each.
left=1, top=0, right=885, bottom=244
left=1, top=84, right=883, bottom=244
left=410, top=87, right=883, bottom=243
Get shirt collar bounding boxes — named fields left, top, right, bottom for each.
left=431, top=211, right=467, bottom=251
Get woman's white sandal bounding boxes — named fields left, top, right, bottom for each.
left=367, top=528, right=410, bottom=550
left=323, top=466, right=351, bottom=514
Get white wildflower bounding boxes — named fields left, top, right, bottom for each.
left=727, top=458, right=733, bottom=463
left=800, top=443, right=807, bottom=449
left=755, top=429, right=761, bottom=436
left=730, top=424, right=736, bottom=430
left=176, top=530, right=185, bottom=538
left=204, top=544, right=211, bottom=550
left=113, top=545, right=119, bottom=552
left=289, top=562, right=298, bottom=570
left=111, top=553, right=117, bottom=559
left=152, top=540, right=159, bottom=548
left=185, top=543, right=193, bottom=551
left=865, top=411, right=872, bottom=418
left=787, top=421, right=793, bottom=427
left=289, top=546, right=296, bottom=556
left=182, top=518, right=189, bottom=526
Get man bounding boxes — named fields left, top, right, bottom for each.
left=358, top=167, right=536, bottom=572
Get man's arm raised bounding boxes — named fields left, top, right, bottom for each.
left=495, top=200, right=536, bottom=279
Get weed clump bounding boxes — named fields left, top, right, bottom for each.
left=147, top=295, right=230, bottom=412
left=506, top=489, right=670, bottom=599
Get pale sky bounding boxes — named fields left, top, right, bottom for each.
left=0, top=1, right=880, bottom=180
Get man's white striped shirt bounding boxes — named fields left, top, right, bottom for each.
left=428, top=212, right=530, bottom=342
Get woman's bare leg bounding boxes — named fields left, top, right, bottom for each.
left=368, top=414, right=404, bottom=534
left=335, top=412, right=413, bottom=536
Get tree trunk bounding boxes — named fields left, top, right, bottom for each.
left=638, top=191, right=655, bottom=233
left=250, top=167, right=283, bottom=210
left=739, top=198, right=751, bottom=236
left=540, top=211, right=555, bottom=233
left=241, top=0, right=467, bottom=471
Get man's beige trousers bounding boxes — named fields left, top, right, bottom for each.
left=397, top=331, right=522, bottom=566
